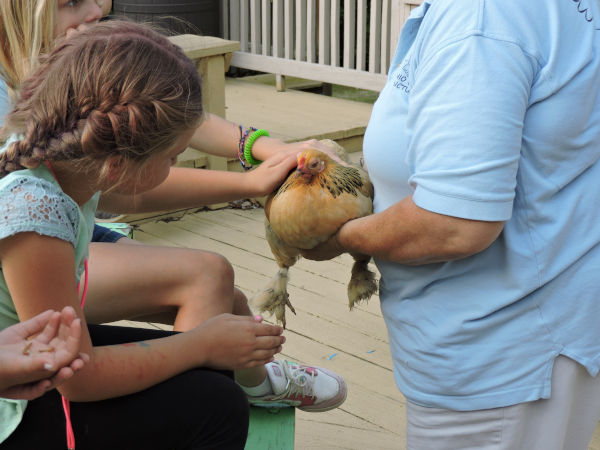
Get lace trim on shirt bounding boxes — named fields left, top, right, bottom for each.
left=0, top=176, right=79, bottom=247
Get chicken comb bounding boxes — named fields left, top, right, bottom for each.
left=297, top=152, right=307, bottom=167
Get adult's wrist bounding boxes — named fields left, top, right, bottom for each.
left=336, top=218, right=361, bottom=256
left=332, top=231, right=346, bottom=256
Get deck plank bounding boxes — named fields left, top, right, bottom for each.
left=131, top=208, right=600, bottom=449
left=224, top=78, right=373, bottom=150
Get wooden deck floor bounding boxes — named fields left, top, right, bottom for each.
left=224, top=77, right=374, bottom=153
left=109, top=77, right=599, bottom=449
left=114, top=206, right=600, bottom=450
left=126, top=207, right=403, bottom=449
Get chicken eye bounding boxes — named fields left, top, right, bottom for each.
left=309, top=161, right=320, bottom=169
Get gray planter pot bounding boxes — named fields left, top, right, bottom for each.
left=112, top=0, right=222, bottom=36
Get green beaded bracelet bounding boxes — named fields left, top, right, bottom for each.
left=244, top=129, right=269, bottom=166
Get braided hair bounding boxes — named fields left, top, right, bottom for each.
left=0, top=20, right=203, bottom=179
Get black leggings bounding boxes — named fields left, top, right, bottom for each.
left=1, top=325, right=249, bottom=450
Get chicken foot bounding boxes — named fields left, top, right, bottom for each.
left=250, top=267, right=296, bottom=328
left=347, top=256, right=378, bottom=309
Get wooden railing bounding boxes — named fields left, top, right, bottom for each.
left=221, top=0, right=422, bottom=92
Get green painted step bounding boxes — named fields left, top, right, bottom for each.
left=245, top=407, right=295, bottom=450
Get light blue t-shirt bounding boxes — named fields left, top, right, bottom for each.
left=364, top=0, right=600, bottom=410
left=0, top=144, right=98, bottom=442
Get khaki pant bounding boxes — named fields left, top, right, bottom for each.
left=406, top=356, right=600, bottom=450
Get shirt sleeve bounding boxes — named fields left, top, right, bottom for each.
left=0, top=176, right=79, bottom=247
left=407, top=34, right=538, bottom=221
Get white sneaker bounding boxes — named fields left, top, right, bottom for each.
left=247, top=360, right=347, bottom=412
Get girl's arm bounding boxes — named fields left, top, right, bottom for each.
left=0, top=232, right=284, bottom=401
left=190, top=113, right=336, bottom=162
left=98, top=151, right=298, bottom=213
left=98, top=114, right=344, bottom=213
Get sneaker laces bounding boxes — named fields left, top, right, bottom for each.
left=278, top=362, right=316, bottom=400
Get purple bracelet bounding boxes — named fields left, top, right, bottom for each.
left=237, top=125, right=257, bottom=171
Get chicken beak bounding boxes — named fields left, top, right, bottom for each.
left=295, top=165, right=313, bottom=181
left=295, top=153, right=315, bottom=180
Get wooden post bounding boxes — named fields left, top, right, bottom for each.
left=168, top=34, right=240, bottom=119
left=168, top=35, right=240, bottom=174
left=276, top=74, right=287, bottom=91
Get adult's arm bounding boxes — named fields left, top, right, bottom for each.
left=323, top=196, right=504, bottom=264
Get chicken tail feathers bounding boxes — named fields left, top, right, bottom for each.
left=347, top=258, right=378, bottom=310
left=250, top=268, right=296, bottom=328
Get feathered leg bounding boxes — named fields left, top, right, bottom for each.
left=250, top=268, right=296, bottom=328
left=251, top=219, right=301, bottom=328
left=347, top=255, right=378, bottom=309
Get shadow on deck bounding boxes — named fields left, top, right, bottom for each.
left=113, top=206, right=600, bottom=450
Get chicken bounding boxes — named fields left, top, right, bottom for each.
left=251, top=139, right=378, bottom=328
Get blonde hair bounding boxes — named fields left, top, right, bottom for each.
left=0, top=0, right=55, bottom=99
left=0, top=20, right=203, bottom=180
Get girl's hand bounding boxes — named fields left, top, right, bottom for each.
left=244, top=151, right=298, bottom=197
left=276, top=139, right=345, bottom=163
left=194, top=314, right=285, bottom=370
left=244, top=138, right=348, bottom=197
left=64, top=24, right=92, bottom=41
left=0, top=307, right=89, bottom=400
left=0, top=357, right=88, bottom=401
left=252, top=137, right=345, bottom=164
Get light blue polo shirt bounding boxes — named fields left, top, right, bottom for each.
left=364, top=0, right=600, bottom=410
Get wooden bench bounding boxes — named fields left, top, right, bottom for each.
left=246, top=407, right=295, bottom=450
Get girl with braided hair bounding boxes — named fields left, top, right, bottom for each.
left=0, top=20, right=248, bottom=450
left=0, top=21, right=347, bottom=450
left=0, top=0, right=292, bottom=341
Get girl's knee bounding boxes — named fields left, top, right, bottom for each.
left=189, top=251, right=234, bottom=284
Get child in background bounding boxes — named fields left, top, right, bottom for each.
left=0, top=21, right=345, bottom=450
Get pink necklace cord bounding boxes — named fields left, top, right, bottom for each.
left=62, top=397, right=75, bottom=450
left=44, top=160, right=88, bottom=449
left=63, top=258, right=88, bottom=450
